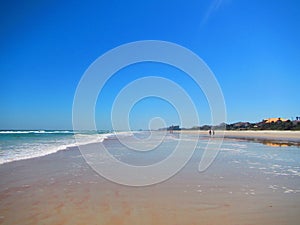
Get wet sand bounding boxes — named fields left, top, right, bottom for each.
left=0, top=137, right=300, bottom=225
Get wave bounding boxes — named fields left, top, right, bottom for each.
left=0, top=131, right=134, bottom=165
left=0, top=130, right=74, bottom=134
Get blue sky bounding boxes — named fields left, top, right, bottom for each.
left=1, top=0, right=300, bottom=130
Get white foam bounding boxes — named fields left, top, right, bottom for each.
left=0, top=132, right=120, bottom=165
left=283, top=187, right=300, bottom=194
left=222, top=143, right=247, bottom=148
left=220, top=148, right=237, bottom=151
left=0, top=130, right=74, bottom=134
left=268, top=185, right=278, bottom=190
left=287, top=169, right=300, bottom=176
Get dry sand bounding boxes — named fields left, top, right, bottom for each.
left=180, top=130, right=300, bottom=144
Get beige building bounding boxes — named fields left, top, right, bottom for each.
left=264, top=117, right=288, bottom=123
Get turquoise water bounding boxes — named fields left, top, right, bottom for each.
left=0, top=130, right=113, bottom=164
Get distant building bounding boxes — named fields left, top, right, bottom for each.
left=264, top=117, right=288, bottom=123
left=167, top=125, right=181, bottom=131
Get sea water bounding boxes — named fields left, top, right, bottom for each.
left=0, top=130, right=115, bottom=164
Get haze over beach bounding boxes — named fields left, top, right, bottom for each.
left=1, top=0, right=300, bottom=225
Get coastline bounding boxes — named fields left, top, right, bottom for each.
left=1, top=133, right=300, bottom=224
left=180, top=130, right=300, bottom=145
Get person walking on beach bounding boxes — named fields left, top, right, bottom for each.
left=209, top=130, right=212, bottom=136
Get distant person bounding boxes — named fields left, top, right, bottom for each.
left=212, top=130, right=215, bottom=136
left=209, top=130, right=211, bottom=136
left=169, top=125, right=173, bottom=134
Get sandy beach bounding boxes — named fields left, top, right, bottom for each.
left=0, top=132, right=300, bottom=225
left=2, top=0, right=299, bottom=224
left=181, top=130, right=300, bottom=145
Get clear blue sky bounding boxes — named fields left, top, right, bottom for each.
left=1, top=0, right=300, bottom=130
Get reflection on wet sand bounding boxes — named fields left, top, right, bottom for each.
left=223, top=137, right=300, bottom=148
left=263, top=142, right=295, bottom=148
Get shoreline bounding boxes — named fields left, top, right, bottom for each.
left=179, top=130, right=300, bottom=145
left=1, top=133, right=300, bottom=224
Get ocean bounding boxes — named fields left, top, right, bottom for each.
left=0, top=130, right=115, bottom=164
